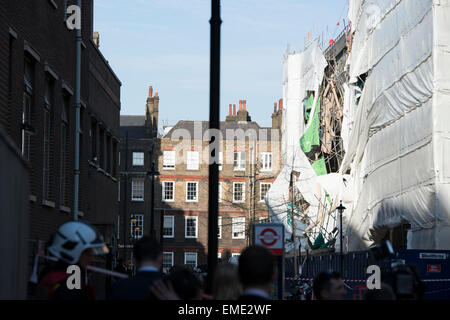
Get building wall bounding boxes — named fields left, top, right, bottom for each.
left=0, top=0, right=121, bottom=269
left=119, top=96, right=282, bottom=268
left=156, top=136, right=281, bottom=267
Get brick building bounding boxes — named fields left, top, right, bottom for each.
left=0, top=0, right=121, bottom=273
left=120, top=88, right=283, bottom=270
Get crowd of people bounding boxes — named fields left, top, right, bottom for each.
left=33, top=221, right=424, bottom=301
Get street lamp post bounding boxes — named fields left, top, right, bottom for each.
left=336, top=201, right=346, bottom=276
left=130, top=214, right=138, bottom=275
left=289, top=171, right=300, bottom=277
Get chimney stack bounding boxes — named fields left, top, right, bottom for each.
left=145, top=86, right=159, bottom=138
left=279, top=98, right=283, bottom=111
left=233, top=104, right=236, bottom=115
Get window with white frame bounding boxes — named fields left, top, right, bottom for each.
left=163, top=216, right=174, bottom=238
left=130, top=214, right=144, bottom=239
left=162, top=181, right=174, bottom=202
left=186, top=182, right=198, bottom=202
left=233, top=151, right=246, bottom=171
left=218, top=216, right=222, bottom=238
left=186, top=151, right=199, bottom=170
left=232, top=217, right=246, bottom=239
left=260, top=152, right=273, bottom=171
left=163, top=252, right=174, bottom=269
left=131, top=178, right=144, bottom=201
left=163, top=150, right=175, bottom=170
left=218, top=182, right=222, bottom=203
left=233, top=182, right=245, bottom=203
left=132, top=152, right=144, bottom=166
left=260, top=183, right=272, bottom=202
left=185, top=216, right=198, bottom=238
left=184, top=252, right=198, bottom=268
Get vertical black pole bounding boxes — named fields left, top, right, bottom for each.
left=206, top=0, right=221, bottom=295
left=340, top=210, right=343, bottom=275
left=150, top=162, right=155, bottom=239
left=124, top=133, right=129, bottom=260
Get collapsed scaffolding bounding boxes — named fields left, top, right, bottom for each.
left=267, top=0, right=450, bottom=253
left=265, top=34, right=350, bottom=253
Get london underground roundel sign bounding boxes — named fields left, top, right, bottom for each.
left=253, top=223, right=284, bottom=256
left=259, top=228, right=279, bottom=246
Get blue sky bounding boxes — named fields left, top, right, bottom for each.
left=94, top=0, right=348, bottom=127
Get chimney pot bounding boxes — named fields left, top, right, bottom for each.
left=279, top=98, right=283, bottom=110
left=155, top=92, right=158, bottom=97
left=274, top=102, right=277, bottom=113
left=244, top=100, right=247, bottom=110
left=229, top=104, right=232, bottom=116
left=233, top=104, right=236, bottom=115
left=239, top=100, right=242, bottom=110
left=149, top=86, right=153, bottom=97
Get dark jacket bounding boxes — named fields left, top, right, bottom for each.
left=110, top=270, right=163, bottom=300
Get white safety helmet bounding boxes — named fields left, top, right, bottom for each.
left=48, top=221, right=109, bottom=264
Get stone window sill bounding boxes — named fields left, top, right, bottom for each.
left=60, top=206, right=71, bottom=213
left=42, top=199, right=56, bottom=208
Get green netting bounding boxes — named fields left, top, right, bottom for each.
left=312, top=233, right=325, bottom=250
left=286, top=203, right=301, bottom=227
left=300, top=94, right=320, bottom=153
left=311, top=157, right=326, bottom=176
left=312, top=157, right=332, bottom=205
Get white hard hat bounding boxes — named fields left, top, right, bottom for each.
left=48, top=221, right=109, bottom=264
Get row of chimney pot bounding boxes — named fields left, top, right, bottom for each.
left=273, top=99, right=283, bottom=113
left=148, top=85, right=282, bottom=115
left=227, top=100, right=248, bottom=116
left=227, top=98, right=283, bottom=116
left=148, top=85, right=158, bottom=98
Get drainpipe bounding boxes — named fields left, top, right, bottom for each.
left=73, top=0, right=82, bottom=221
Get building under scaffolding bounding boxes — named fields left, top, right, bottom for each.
left=265, top=33, right=349, bottom=254
left=267, top=0, right=450, bottom=254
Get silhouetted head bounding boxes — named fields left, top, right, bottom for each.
left=313, top=271, right=347, bottom=300
left=238, top=245, right=276, bottom=291
left=213, top=262, right=242, bottom=300
left=133, top=236, right=162, bottom=268
left=166, top=266, right=203, bottom=300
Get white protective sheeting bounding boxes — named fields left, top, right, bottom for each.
left=266, top=42, right=346, bottom=252
left=343, top=0, right=450, bottom=250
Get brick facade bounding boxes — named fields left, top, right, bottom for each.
left=120, top=87, right=283, bottom=270
left=0, top=0, right=121, bottom=273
